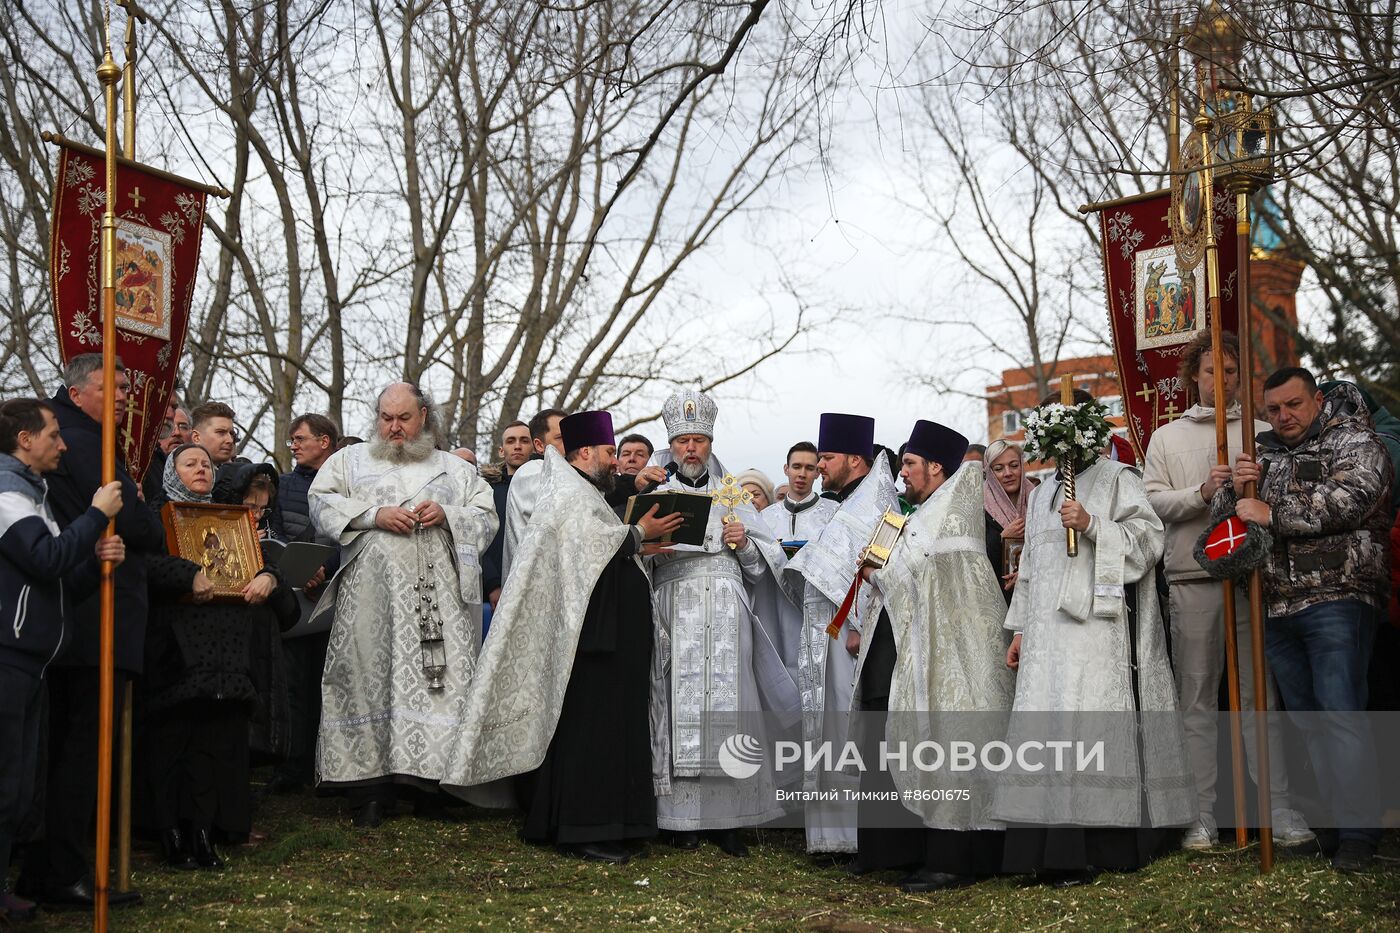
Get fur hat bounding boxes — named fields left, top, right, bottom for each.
left=1193, top=512, right=1273, bottom=580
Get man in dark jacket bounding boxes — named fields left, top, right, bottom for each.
left=1224, top=370, right=1393, bottom=872
left=22, top=355, right=163, bottom=907
left=0, top=398, right=124, bottom=921
left=268, top=413, right=340, bottom=793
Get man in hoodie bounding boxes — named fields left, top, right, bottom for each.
left=25, top=355, right=163, bottom=907
left=0, top=398, right=125, bottom=921
left=1223, top=368, right=1394, bottom=871
left=1143, top=331, right=1312, bottom=851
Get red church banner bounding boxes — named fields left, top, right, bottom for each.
left=1090, top=186, right=1240, bottom=461
left=48, top=138, right=209, bottom=481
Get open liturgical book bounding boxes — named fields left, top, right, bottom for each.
left=623, top=490, right=712, bottom=547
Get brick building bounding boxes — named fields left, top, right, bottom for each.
left=984, top=356, right=1129, bottom=475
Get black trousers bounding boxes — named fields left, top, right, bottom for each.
left=27, top=666, right=126, bottom=887
left=146, top=701, right=251, bottom=836
left=275, top=631, right=330, bottom=784
left=0, top=665, right=43, bottom=894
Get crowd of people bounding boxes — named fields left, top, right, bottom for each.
left=0, top=331, right=1395, bottom=919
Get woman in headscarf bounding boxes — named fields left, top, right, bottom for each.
left=143, top=444, right=297, bottom=870
left=735, top=468, right=775, bottom=513
left=983, top=439, right=1034, bottom=603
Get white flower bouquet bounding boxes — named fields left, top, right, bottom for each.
left=1021, top=400, right=1113, bottom=465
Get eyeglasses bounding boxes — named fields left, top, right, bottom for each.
left=285, top=434, right=325, bottom=448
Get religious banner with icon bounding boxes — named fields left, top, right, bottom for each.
left=48, top=137, right=209, bottom=481
left=1090, top=185, right=1241, bottom=459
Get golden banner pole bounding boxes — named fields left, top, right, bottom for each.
left=115, top=0, right=138, bottom=894
left=95, top=38, right=122, bottom=933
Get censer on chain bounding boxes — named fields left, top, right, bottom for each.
left=414, top=522, right=447, bottom=690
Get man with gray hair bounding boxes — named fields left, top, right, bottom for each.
left=307, top=383, right=498, bottom=827
left=633, top=389, right=799, bottom=857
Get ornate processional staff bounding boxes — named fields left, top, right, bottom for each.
left=1167, top=2, right=1277, bottom=873
left=1059, top=376, right=1079, bottom=558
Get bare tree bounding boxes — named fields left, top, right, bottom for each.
left=896, top=71, right=1097, bottom=410
left=913, top=0, right=1400, bottom=407
left=0, top=0, right=841, bottom=468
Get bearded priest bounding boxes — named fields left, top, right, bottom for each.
left=856, top=420, right=1016, bottom=892
left=307, top=383, right=498, bottom=827
left=442, top=411, right=682, bottom=863
left=632, top=389, right=800, bottom=857
left=782, top=416, right=898, bottom=856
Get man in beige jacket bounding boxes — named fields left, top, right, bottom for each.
left=1142, top=330, right=1312, bottom=850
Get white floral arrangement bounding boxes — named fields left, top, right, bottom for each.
left=1021, top=400, right=1114, bottom=465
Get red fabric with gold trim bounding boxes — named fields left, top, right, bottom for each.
left=49, top=143, right=207, bottom=481
left=1089, top=187, right=1241, bottom=461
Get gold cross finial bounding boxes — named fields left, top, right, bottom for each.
left=710, top=474, right=752, bottom=550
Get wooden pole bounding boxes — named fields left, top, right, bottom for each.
left=115, top=5, right=137, bottom=894
left=1193, top=86, right=1251, bottom=855
left=1058, top=374, right=1079, bottom=557
left=1234, top=180, right=1275, bottom=872
left=95, top=40, right=122, bottom=933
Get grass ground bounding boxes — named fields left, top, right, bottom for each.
left=26, top=792, right=1400, bottom=931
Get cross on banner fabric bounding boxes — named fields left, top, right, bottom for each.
left=48, top=142, right=208, bottom=481
left=1091, top=186, right=1241, bottom=460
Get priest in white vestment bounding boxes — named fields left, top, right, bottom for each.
left=500, top=408, right=566, bottom=581
left=444, top=412, right=683, bottom=863
left=782, top=418, right=897, bottom=855
left=637, top=389, right=800, bottom=857
left=991, top=391, right=1192, bottom=883
left=307, top=383, right=498, bottom=826
left=856, top=420, right=1015, bottom=892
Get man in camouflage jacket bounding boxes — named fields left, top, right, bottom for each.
left=1220, top=368, right=1392, bottom=872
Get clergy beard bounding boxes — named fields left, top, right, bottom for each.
left=369, top=430, right=437, bottom=464
left=580, top=462, right=614, bottom=492
left=677, top=459, right=707, bottom=481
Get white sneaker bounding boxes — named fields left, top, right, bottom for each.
left=1271, top=808, right=1316, bottom=847
left=1182, top=818, right=1218, bottom=850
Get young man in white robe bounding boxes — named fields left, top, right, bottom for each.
left=992, top=390, right=1193, bottom=884
left=500, top=408, right=566, bottom=580
left=630, top=389, right=800, bottom=857
left=307, top=383, right=498, bottom=827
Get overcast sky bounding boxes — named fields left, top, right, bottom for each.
left=620, top=27, right=1040, bottom=483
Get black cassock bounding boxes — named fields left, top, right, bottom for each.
left=850, top=610, right=1004, bottom=878
left=520, top=528, right=657, bottom=846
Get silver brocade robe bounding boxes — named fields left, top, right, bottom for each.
left=500, top=456, right=543, bottom=581
left=308, top=445, right=498, bottom=787
left=989, top=459, right=1193, bottom=828
left=864, top=463, right=1015, bottom=830
left=780, top=458, right=899, bottom=852
left=761, top=493, right=839, bottom=677
left=442, top=448, right=635, bottom=800
left=648, top=455, right=800, bottom=831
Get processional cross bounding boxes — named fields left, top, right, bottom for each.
left=710, top=474, right=751, bottom=550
